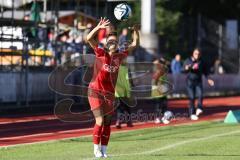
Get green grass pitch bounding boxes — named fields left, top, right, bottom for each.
left=1, top=121, right=240, bottom=160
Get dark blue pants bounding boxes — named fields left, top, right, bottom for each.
left=153, top=97, right=167, bottom=118
left=116, top=98, right=132, bottom=123
left=186, top=80, right=203, bottom=116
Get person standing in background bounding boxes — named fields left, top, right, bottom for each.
left=171, top=54, right=182, bottom=96
left=171, top=54, right=182, bottom=74
left=115, top=28, right=133, bottom=129
left=115, top=59, right=133, bottom=129
left=213, top=59, right=225, bottom=74
left=183, top=48, right=215, bottom=121
left=152, top=58, right=169, bottom=124
left=118, top=28, right=128, bottom=47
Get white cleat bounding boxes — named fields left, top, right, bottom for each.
left=191, top=114, right=199, bottom=121
left=161, top=117, right=170, bottom=124
left=102, top=153, right=108, bottom=158
left=94, top=149, right=103, bottom=158
left=101, top=145, right=108, bottom=158
left=196, top=109, right=203, bottom=116
left=94, top=144, right=103, bottom=158
left=154, top=118, right=161, bottom=124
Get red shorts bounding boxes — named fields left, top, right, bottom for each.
left=88, top=87, right=116, bottom=115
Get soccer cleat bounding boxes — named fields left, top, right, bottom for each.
left=94, top=149, right=103, bottom=158
left=115, top=120, right=121, bottom=129
left=94, top=144, right=103, bottom=158
left=196, top=109, right=203, bottom=116
left=102, top=153, right=108, bottom=158
left=161, top=117, right=170, bottom=124
left=101, top=145, right=108, bottom=158
left=190, top=114, right=199, bottom=121
left=154, top=118, right=161, bottom=124
left=127, top=121, right=134, bottom=127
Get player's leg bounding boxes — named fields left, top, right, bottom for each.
left=116, top=98, right=124, bottom=128
left=154, top=98, right=161, bottom=123
left=196, top=83, right=203, bottom=116
left=187, top=81, right=198, bottom=120
left=160, top=97, right=168, bottom=115
left=101, top=114, right=112, bottom=158
left=92, top=108, right=104, bottom=158
left=120, top=97, right=133, bottom=127
left=160, top=97, right=170, bottom=124
left=124, top=99, right=133, bottom=127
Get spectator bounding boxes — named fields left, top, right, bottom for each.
left=171, top=54, right=182, bottom=74
left=183, top=48, right=215, bottom=121
left=171, top=54, right=182, bottom=96
left=118, top=28, right=128, bottom=47
left=55, top=34, right=68, bottom=64
left=83, top=23, right=95, bottom=54
left=214, top=59, right=225, bottom=74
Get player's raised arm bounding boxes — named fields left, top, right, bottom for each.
left=127, top=24, right=140, bottom=53
left=86, top=17, right=110, bottom=49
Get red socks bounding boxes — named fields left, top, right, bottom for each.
left=101, top=125, right=111, bottom=145
left=93, top=124, right=103, bottom=144
left=92, top=124, right=111, bottom=145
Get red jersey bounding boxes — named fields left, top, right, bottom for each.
left=89, top=46, right=128, bottom=94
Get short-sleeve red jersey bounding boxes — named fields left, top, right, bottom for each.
left=89, top=46, right=128, bottom=94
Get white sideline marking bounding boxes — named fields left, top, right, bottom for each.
left=0, top=117, right=56, bottom=125
left=83, top=129, right=240, bottom=160
left=0, top=122, right=147, bottom=141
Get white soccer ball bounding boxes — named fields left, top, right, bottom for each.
left=114, top=3, right=132, bottom=21
left=163, top=111, right=174, bottom=120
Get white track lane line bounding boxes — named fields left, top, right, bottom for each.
left=82, top=129, right=240, bottom=160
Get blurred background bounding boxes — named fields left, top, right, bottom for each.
left=0, top=0, right=239, bottom=110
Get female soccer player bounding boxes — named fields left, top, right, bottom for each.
left=86, top=17, right=139, bottom=158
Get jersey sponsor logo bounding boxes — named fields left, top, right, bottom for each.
left=103, top=64, right=119, bottom=73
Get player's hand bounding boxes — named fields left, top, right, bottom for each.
left=97, top=17, right=110, bottom=29
left=129, top=24, right=140, bottom=30
left=192, top=63, right=199, bottom=70
left=208, top=79, right=214, bottom=86
left=185, top=64, right=191, bottom=70
left=133, top=24, right=140, bottom=30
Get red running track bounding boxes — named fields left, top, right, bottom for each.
left=0, top=96, right=240, bottom=147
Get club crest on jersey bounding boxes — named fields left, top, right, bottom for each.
left=103, top=64, right=118, bottom=73
left=113, top=59, right=120, bottom=65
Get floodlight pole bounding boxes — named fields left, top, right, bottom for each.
left=238, top=19, right=240, bottom=74
left=43, top=0, right=47, bottom=23
left=141, top=0, right=158, bottom=61
left=218, top=24, right=223, bottom=61
left=197, top=13, right=202, bottom=48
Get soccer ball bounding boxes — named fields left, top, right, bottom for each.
left=114, top=3, right=132, bottom=21
left=163, top=111, right=174, bottom=120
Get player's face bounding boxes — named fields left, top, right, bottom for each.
left=176, top=54, right=181, bottom=61
left=193, top=49, right=201, bottom=60
left=106, top=35, right=118, bottom=52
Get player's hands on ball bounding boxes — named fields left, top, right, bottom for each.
left=97, top=17, right=110, bottom=29
left=208, top=79, right=214, bottom=86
